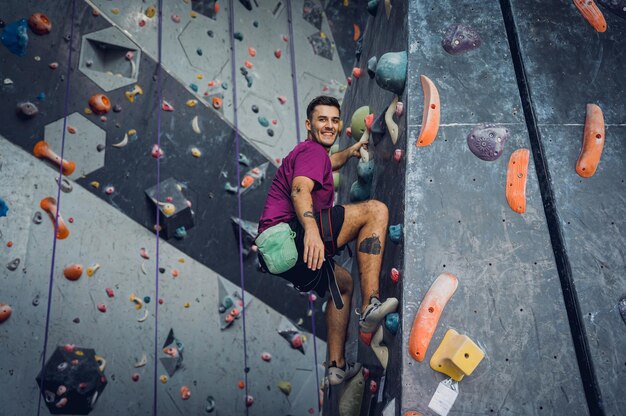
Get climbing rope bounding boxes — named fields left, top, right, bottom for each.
left=228, top=1, right=251, bottom=413
left=286, top=0, right=321, bottom=410
left=152, top=0, right=165, bottom=414
left=36, top=1, right=77, bottom=414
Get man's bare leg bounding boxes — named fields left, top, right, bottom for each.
left=335, top=200, right=389, bottom=314
left=325, top=264, right=353, bottom=368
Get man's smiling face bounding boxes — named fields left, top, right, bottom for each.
left=306, top=105, right=341, bottom=149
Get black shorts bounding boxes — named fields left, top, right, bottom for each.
left=258, top=205, right=345, bottom=297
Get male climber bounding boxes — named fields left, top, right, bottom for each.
left=256, top=96, right=398, bottom=385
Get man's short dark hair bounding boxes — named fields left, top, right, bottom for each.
left=306, top=96, right=341, bottom=120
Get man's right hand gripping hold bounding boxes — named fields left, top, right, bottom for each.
left=256, top=96, right=398, bottom=387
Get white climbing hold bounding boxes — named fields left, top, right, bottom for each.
left=192, top=115, right=201, bottom=134
left=385, top=96, right=399, bottom=145
left=112, top=133, right=129, bottom=148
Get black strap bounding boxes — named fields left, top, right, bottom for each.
left=319, top=208, right=336, bottom=256
left=324, top=258, right=343, bottom=310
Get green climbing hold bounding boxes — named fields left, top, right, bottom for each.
left=221, top=82, right=229, bottom=90
left=350, top=159, right=375, bottom=202
left=350, top=106, right=370, bottom=141
left=223, top=296, right=234, bottom=309
left=258, top=116, right=269, bottom=127
left=190, top=83, right=199, bottom=92
left=245, top=74, right=253, bottom=88
left=333, top=171, right=341, bottom=191
left=277, top=381, right=292, bottom=396
left=375, top=51, right=407, bottom=96
left=234, top=32, right=244, bottom=41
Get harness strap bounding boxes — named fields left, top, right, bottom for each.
left=324, top=258, right=344, bottom=310
left=319, top=209, right=343, bottom=309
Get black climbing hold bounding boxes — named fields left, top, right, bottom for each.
left=207, top=30, right=214, bottom=37
left=112, top=104, right=122, bottom=113
left=159, top=267, right=165, bottom=274
left=7, top=258, right=20, bottom=271
left=240, top=67, right=248, bottom=76
left=367, top=0, right=379, bottom=16
left=253, top=20, right=259, bottom=27
left=619, top=294, right=626, bottom=325
left=16, top=101, right=39, bottom=119
left=442, top=24, right=482, bottom=55
left=467, top=124, right=510, bottom=161
left=267, top=128, right=274, bottom=137
left=367, top=56, right=377, bottom=78
left=96, top=144, right=105, bottom=152
left=251, top=105, right=259, bottom=113
left=355, top=38, right=363, bottom=62
left=32, top=211, right=43, bottom=224
left=244, top=367, right=250, bottom=373
left=197, top=48, right=203, bottom=56
left=64, top=33, right=71, bottom=42
left=32, top=296, right=39, bottom=306
left=370, top=111, right=388, bottom=146
left=240, top=0, right=253, bottom=11
left=218, top=305, right=226, bottom=313
left=73, top=317, right=80, bottom=323
left=233, top=32, right=244, bottom=41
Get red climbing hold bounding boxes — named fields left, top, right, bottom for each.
left=359, top=331, right=373, bottom=346
left=97, top=304, right=107, bottom=313
left=390, top=267, right=400, bottom=283
left=352, top=68, right=362, bottom=79
left=274, top=49, right=282, bottom=59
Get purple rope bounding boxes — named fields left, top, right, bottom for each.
left=153, top=0, right=164, bottom=415
left=287, top=1, right=320, bottom=409
left=228, top=1, right=250, bottom=413
left=37, top=0, right=76, bottom=414
left=286, top=0, right=302, bottom=144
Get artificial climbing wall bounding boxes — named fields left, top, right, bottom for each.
left=401, top=1, right=625, bottom=416
left=0, top=0, right=368, bottom=415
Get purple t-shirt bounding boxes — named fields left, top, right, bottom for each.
left=258, top=139, right=334, bottom=234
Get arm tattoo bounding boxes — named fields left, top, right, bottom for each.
left=358, top=234, right=381, bottom=255
left=303, top=211, right=315, bottom=218
left=291, top=185, right=303, bottom=198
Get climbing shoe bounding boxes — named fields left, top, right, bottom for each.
left=357, top=297, right=399, bottom=333
left=327, top=361, right=362, bottom=386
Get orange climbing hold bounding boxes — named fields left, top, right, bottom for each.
left=63, top=264, right=83, bottom=281
left=409, top=272, right=458, bottom=362
left=505, top=148, right=530, bottom=214
left=415, top=75, right=440, bottom=147
left=352, top=67, right=362, bottom=79
left=89, top=94, right=111, bottom=115
left=34, top=140, right=76, bottom=176
left=0, top=304, right=12, bottom=323
left=180, top=386, right=191, bottom=400
left=212, top=96, right=222, bottom=110
left=353, top=24, right=360, bottom=41
left=573, top=0, right=607, bottom=33
left=241, top=175, right=254, bottom=188
left=244, top=60, right=253, bottom=69
left=40, top=197, right=70, bottom=239
left=248, top=47, right=257, bottom=57
left=576, top=103, right=604, bottom=178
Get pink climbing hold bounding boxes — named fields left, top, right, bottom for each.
left=248, top=47, right=257, bottom=57
left=395, top=101, right=404, bottom=117
left=162, top=100, right=174, bottom=112
left=346, top=127, right=352, bottom=137
left=282, top=35, right=289, bottom=42
left=390, top=267, right=400, bottom=282
left=277, top=96, right=287, bottom=104
left=140, top=247, right=150, bottom=259
left=393, top=149, right=403, bottom=163
left=245, top=395, right=254, bottom=407
left=105, top=288, right=114, bottom=298
left=64, top=344, right=75, bottom=353
left=244, top=60, right=253, bottom=69
left=369, top=380, right=378, bottom=394
left=290, top=334, right=303, bottom=349
left=347, top=77, right=352, bottom=86
left=309, top=293, right=317, bottom=302
left=139, top=20, right=146, bottom=27
left=151, top=144, right=164, bottom=159
left=171, top=14, right=181, bottom=23
left=272, top=119, right=278, bottom=125
left=274, top=49, right=282, bottom=59
left=261, top=352, right=272, bottom=362
left=362, top=367, right=370, bottom=380
left=105, top=186, right=115, bottom=195
left=97, top=304, right=107, bottom=313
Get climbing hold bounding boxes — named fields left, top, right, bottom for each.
left=390, top=267, right=400, bottom=283
left=409, top=272, right=458, bottom=362
left=251, top=104, right=259, bottom=113
left=279, top=329, right=305, bottom=354
left=274, top=49, right=282, bottom=59
left=63, top=264, right=83, bottom=281
left=367, top=56, right=377, bottom=78
left=353, top=24, right=361, bottom=42
left=90, top=181, right=100, bottom=189
left=67, top=126, right=77, bottom=134
left=384, top=0, right=392, bottom=18
left=105, top=288, right=114, bottom=298
left=97, top=304, right=107, bottom=313
left=28, top=13, right=52, bottom=35
left=573, top=0, right=607, bottom=32
left=171, top=14, right=181, bottom=23
left=277, top=96, right=287, bottom=105
left=350, top=106, right=370, bottom=141
left=16, top=101, right=39, bottom=119
left=277, top=381, right=292, bottom=396
left=352, top=67, right=362, bottom=79
left=369, top=379, right=378, bottom=394
left=180, top=386, right=191, bottom=400
left=161, top=203, right=175, bottom=216
left=191, top=147, right=202, bottom=158
left=267, top=128, right=274, bottom=137
left=442, top=24, right=482, bottom=55
left=212, top=96, right=222, bottom=109
left=140, top=247, right=150, bottom=259
left=371, top=326, right=388, bottom=368
left=1, top=19, right=29, bottom=56
left=415, top=75, right=440, bottom=147
left=162, top=100, right=174, bottom=112
left=389, top=224, right=402, bottom=243
left=245, top=395, right=254, bottom=407
left=384, top=312, right=399, bottom=335
left=190, top=83, right=198, bottom=92
left=111, top=8, right=120, bottom=14
left=151, top=144, right=164, bottom=159
left=597, top=0, right=626, bottom=19
left=145, top=6, right=156, bottom=18
left=125, top=85, right=143, bottom=103
left=192, top=116, right=201, bottom=134
left=385, top=96, right=399, bottom=144
left=367, top=0, right=379, bottom=16
left=619, top=294, right=626, bottom=325
left=186, top=99, right=198, bottom=108
left=104, top=186, right=114, bottom=195
left=261, top=352, right=272, bottom=362
left=89, top=94, right=111, bottom=115
left=506, top=148, right=530, bottom=214
left=350, top=159, right=375, bottom=202
left=429, top=328, right=485, bottom=381
left=467, top=124, right=510, bottom=161
left=32, top=211, right=43, bottom=224
left=234, top=32, right=244, bottom=41
left=86, top=264, right=100, bottom=277
left=248, top=47, right=257, bottom=57
left=160, top=375, right=168, bottom=384
left=395, top=101, right=404, bottom=117
left=7, top=258, right=20, bottom=271
left=40, top=197, right=70, bottom=239
left=393, top=149, right=403, bottom=163
left=131, top=373, right=140, bottom=382
left=112, top=134, right=129, bottom=148
left=0, top=304, right=12, bottom=323
left=258, top=116, right=269, bottom=127
left=347, top=76, right=353, bottom=86
left=0, top=198, right=7, bottom=217
left=375, top=51, right=407, bottom=95
left=576, top=104, right=605, bottom=177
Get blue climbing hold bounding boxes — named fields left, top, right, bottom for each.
left=189, top=83, right=198, bottom=92
left=0, top=198, right=9, bottom=217
left=388, top=224, right=403, bottom=244
left=375, top=51, right=407, bottom=96
left=175, top=226, right=187, bottom=239
left=1, top=19, right=29, bottom=57
left=37, top=92, right=46, bottom=101
left=349, top=160, right=375, bottom=202
left=258, top=116, right=269, bottom=127
left=384, top=312, right=399, bottom=335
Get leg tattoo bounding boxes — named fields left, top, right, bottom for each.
left=359, top=234, right=381, bottom=255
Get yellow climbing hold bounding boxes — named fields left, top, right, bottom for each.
left=190, top=11, right=198, bottom=18
left=191, top=147, right=202, bottom=158
left=186, top=99, right=198, bottom=108
left=86, top=263, right=100, bottom=277
left=162, top=203, right=176, bottom=216
left=90, top=181, right=100, bottom=189
left=128, top=129, right=137, bottom=136
left=196, top=74, right=204, bottom=80
left=429, top=329, right=485, bottom=381
left=84, top=107, right=92, bottom=115
left=75, top=350, right=84, bottom=356
left=184, top=302, right=190, bottom=308
left=160, top=375, right=168, bottom=384
left=320, top=32, right=326, bottom=39
left=145, top=6, right=156, bottom=18
left=178, top=258, right=185, bottom=263
left=111, top=8, right=120, bottom=15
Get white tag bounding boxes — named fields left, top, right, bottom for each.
left=428, top=378, right=459, bottom=416
left=377, top=375, right=386, bottom=403
left=382, top=398, right=396, bottom=416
